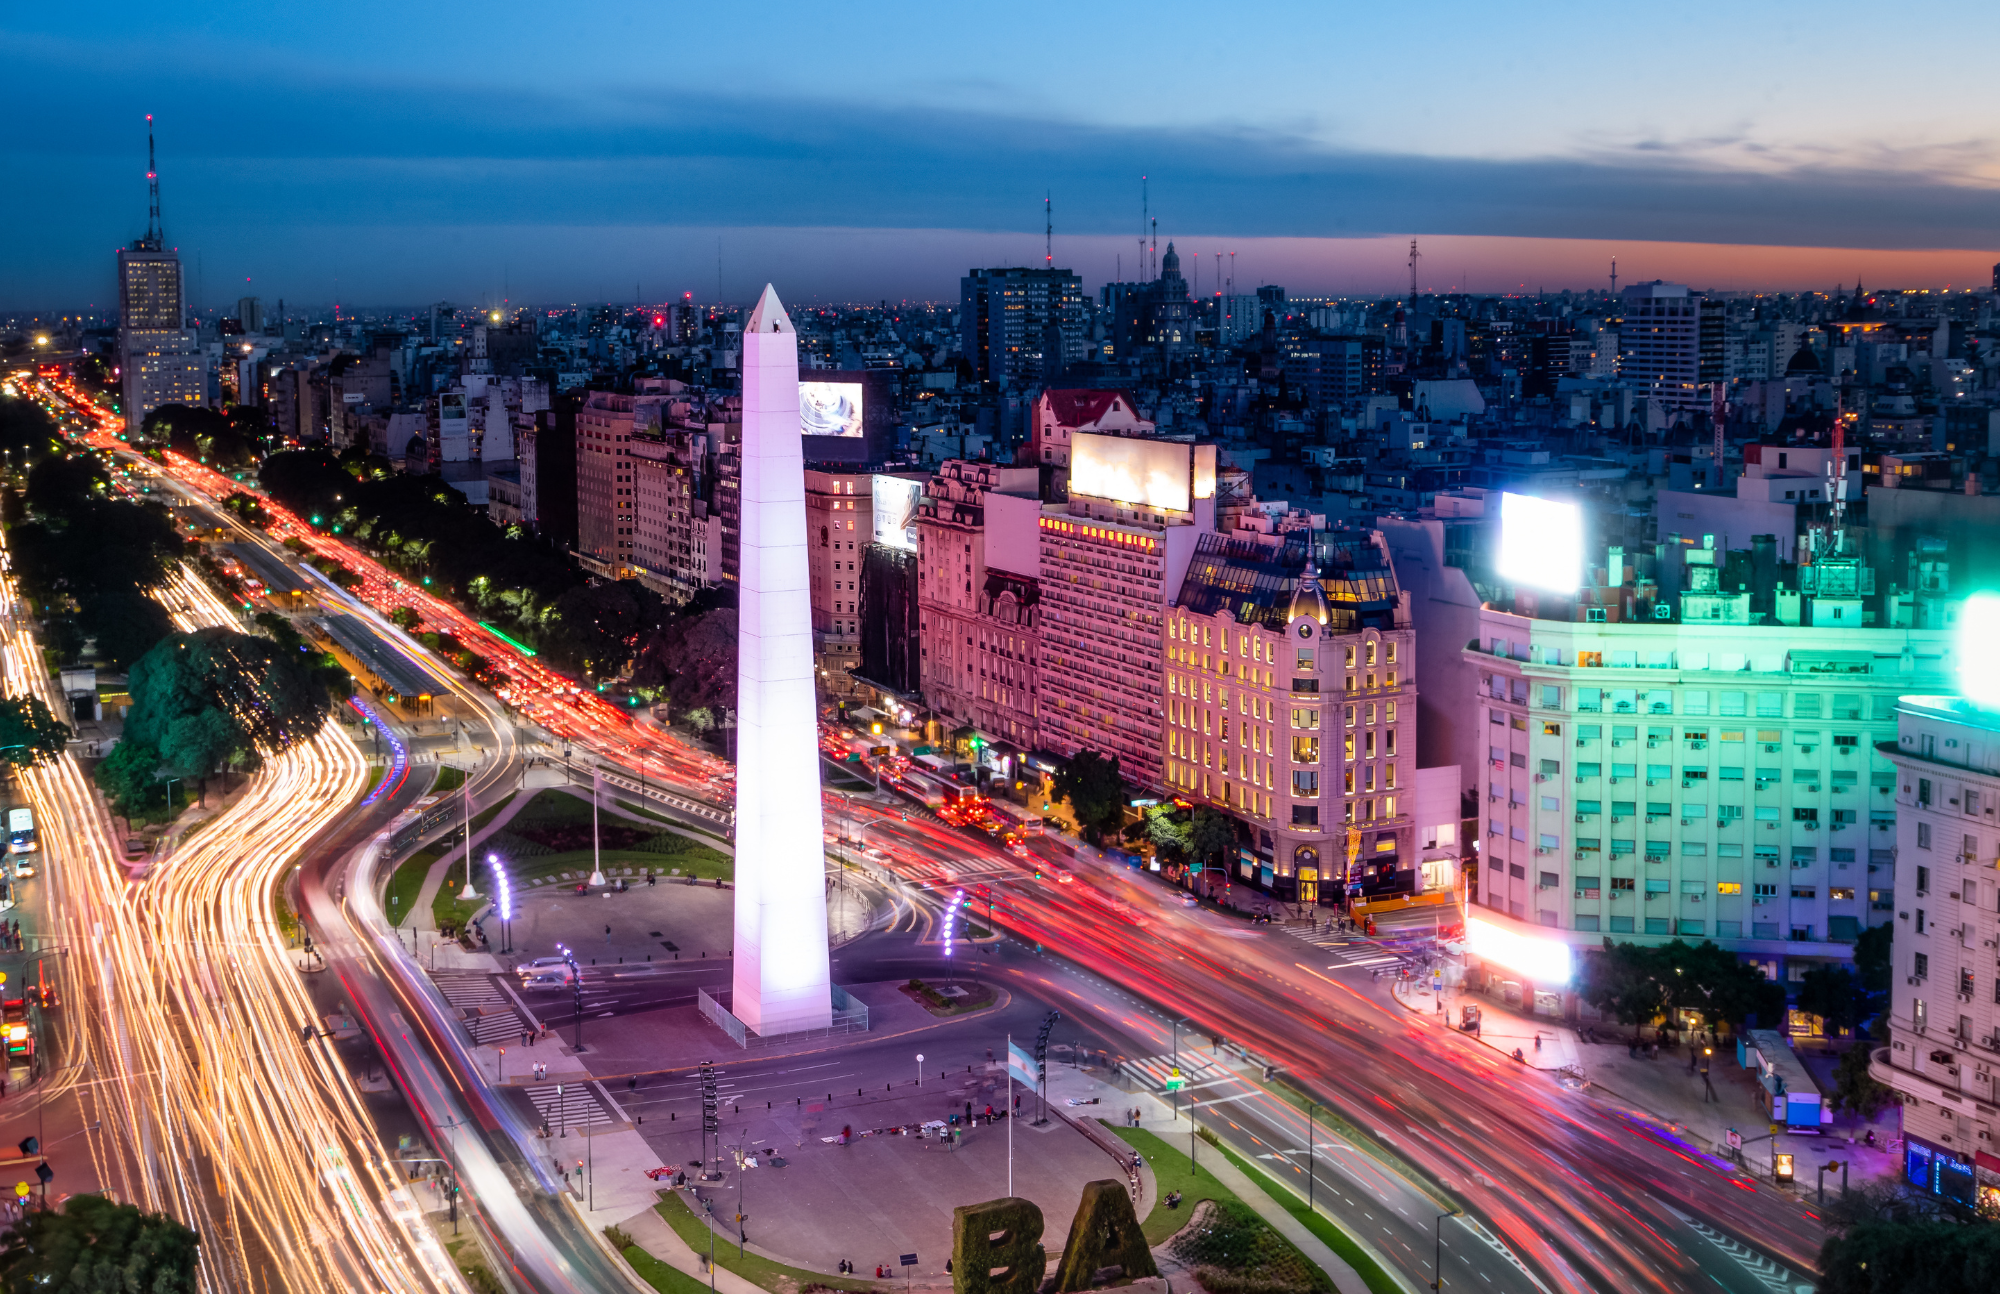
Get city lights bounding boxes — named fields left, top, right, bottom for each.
left=1465, top=916, right=1573, bottom=984
left=1497, top=492, right=1583, bottom=593
left=1958, top=593, right=2000, bottom=708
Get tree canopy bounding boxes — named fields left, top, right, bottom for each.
left=141, top=403, right=265, bottom=469
left=122, top=628, right=335, bottom=792
left=1054, top=750, right=1128, bottom=843
left=0, top=694, right=71, bottom=765
left=0, top=1194, right=200, bottom=1292
left=1579, top=939, right=1786, bottom=1032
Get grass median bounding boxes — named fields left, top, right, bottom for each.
left=1214, top=1142, right=1403, bottom=1294
left=654, top=1192, right=876, bottom=1293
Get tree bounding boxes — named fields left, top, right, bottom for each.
left=1817, top=1181, right=1994, bottom=1294
left=1579, top=942, right=1669, bottom=1034
left=0, top=1194, right=200, bottom=1292
left=77, top=585, right=174, bottom=671
left=0, top=694, right=70, bottom=766
left=1187, top=808, right=1238, bottom=877
left=1052, top=750, right=1126, bottom=843
left=1855, top=923, right=1892, bottom=1034
left=1827, top=1034, right=1893, bottom=1118
left=126, top=629, right=336, bottom=799
left=23, top=453, right=107, bottom=515
left=94, top=738, right=165, bottom=816
left=1797, top=965, right=1870, bottom=1037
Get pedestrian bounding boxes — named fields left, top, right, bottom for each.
left=1533, top=1034, right=1541, bottom=1053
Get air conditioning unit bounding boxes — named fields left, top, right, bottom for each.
left=1612, top=739, right=1625, bottom=748
left=1647, top=740, right=1659, bottom=748
left=1612, top=815, right=1625, bottom=824
left=1577, top=775, right=1587, bottom=783
left=1534, top=774, right=1548, bottom=783
left=1959, top=992, right=1974, bottom=1003
left=1681, top=818, right=1694, bottom=826
left=1536, top=847, right=1549, bottom=855
left=1646, top=779, right=1657, bottom=787
left=1576, top=739, right=1587, bottom=748
left=1575, top=813, right=1588, bottom=823
left=1909, top=975, right=1924, bottom=985
left=1645, top=815, right=1659, bottom=823
left=1609, top=777, right=1623, bottom=786
left=1804, top=822, right=1818, bottom=830
left=1763, top=744, right=1780, bottom=753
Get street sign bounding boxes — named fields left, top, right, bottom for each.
left=1725, top=1128, right=1743, bottom=1151
left=1164, top=1068, right=1186, bottom=1092
left=12, top=1183, right=24, bottom=1199
left=899, top=1255, right=918, bottom=1267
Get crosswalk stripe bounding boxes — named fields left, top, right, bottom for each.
left=1121, top=1052, right=1242, bottom=1093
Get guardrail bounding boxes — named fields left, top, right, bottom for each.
left=558, top=759, right=733, bottom=831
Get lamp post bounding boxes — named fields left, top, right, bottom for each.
left=491, top=853, right=513, bottom=953
left=1431, top=1211, right=1460, bottom=1291
left=1305, top=1100, right=1318, bottom=1213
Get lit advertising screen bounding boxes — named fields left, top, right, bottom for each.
left=871, top=476, right=923, bottom=553
left=1497, top=492, right=1582, bottom=592
left=1961, top=593, right=2000, bottom=708
left=1070, top=433, right=1190, bottom=512
left=1466, top=916, right=1573, bottom=983
left=800, top=381, right=864, bottom=437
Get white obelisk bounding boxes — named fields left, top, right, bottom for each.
left=731, top=284, right=833, bottom=1035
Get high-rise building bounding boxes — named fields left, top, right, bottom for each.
left=576, top=390, right=657, bottom=576
left=117, top=120, right=203, bottom=429
left=1164, top=530, right=1415, bottom=904
left=960, top=267, right=1086, bottom=389
left=1469, top=605, right=1943, bottom=974
left=1876, top=694, right=1998, bottom=1204
left=915, top=460, right=1042, bottom=753
left=1618, top=281, right=1703, bottom=411
left=1035, top=433, right=1216, bottom=786
left=806, top=470, right=875, bottom=688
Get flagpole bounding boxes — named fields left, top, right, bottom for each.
left=1006, top=1033, right=1014, bottom=1198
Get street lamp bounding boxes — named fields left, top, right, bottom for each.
left=1430, top=1212, right=1460, bottom=1290
left=491, top=852, right=513, bottom=954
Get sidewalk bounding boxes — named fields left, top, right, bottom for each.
left=1390, top=980, right=1579, bottom=1071
left=1387, top=979, right=1906, bottom=1188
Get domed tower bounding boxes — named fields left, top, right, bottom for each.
left=1288, top=561, right=1329, bottom=629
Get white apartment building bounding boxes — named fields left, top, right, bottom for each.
left=1470, top=609, right=1953, bottom=977
left=807, top=470, right=874, bottom=687
left=1875, top=696, right=2000, bottom=1209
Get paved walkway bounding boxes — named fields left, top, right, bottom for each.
left=1391, top=980, right=1580, bottom=1071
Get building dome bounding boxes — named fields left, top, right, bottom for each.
left=1785, top=345, right=1822, bottom=376
left=1288, top=563, right=1329, bottom=627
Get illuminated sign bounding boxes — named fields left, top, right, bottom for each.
left=1497, top=492, right=1582, bottom=593
left=1070, top=432, right=1192, bottom=512
left=1959, top=593, right=2000, bottom=708
left=1465, top=915, right=1573, bottom=983
left=871, top=475, right=923, bottom=553
left=800, top=381, right=864, bottom=437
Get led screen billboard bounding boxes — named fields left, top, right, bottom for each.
left=1466, top=916, right=1573, bottom=983
left=1070, top=432, right=1191, bottom=512
left=871, top=475, right=923, bottom=553
left=800, top=381, right=865, bottom=438
left=1497, top=492, right=1582, bottom=592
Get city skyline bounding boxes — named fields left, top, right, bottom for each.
left=7, top=1, right=2000, bottom=306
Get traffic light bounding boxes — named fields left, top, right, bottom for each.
left=35, top=1161, right=51, bottom=1185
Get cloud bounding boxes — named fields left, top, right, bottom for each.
left=4, top=43, right=1999, bottom=305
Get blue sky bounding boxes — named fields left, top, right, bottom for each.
left=6, top=1, right=1999, bottom=307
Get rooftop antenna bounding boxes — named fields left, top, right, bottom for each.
left=1044, top=192, right=1052, bottom=270
left=1408, top=238, right=1420, bottom=299
left=1609, top=256, right=1618, bottom=297
left=143, top=114, right=162, bottom=250
left=1150, top=218, right=1158, bottom=280
left=1141, top=175, right=1148, bottom=279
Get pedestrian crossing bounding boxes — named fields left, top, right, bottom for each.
left=432, top=973, right=530, bottom=1045
left=524, top=1080, right=616, bottom=1132
left=1670, top=1208, right=1805, bottom=1294
left=1123, top=1052, right=1239, bottom=1094
left=1281, top=926, right=1412, bottom=971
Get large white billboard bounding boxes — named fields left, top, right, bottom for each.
left=800, top=381, right=864, bottom=437
left=871, top=475, right=923, bottom=552
left=1070, top=432, right=1190, bottom=512
left=1497, top=492, right=1582, bottom=592
left=1466, top=915, right=1573, bottom=983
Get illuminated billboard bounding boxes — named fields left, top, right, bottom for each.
left=871, top=475, right=923, bottom=553
left=1497, top=492, right=1582, bottom=593
left=1961, top=593, right=2000, bottom=708
left=1070, top=432, right=1190, bottom=512
left=1466, top=916, right=1573, bottom=984
left=800, top=381, right=864, bottom=438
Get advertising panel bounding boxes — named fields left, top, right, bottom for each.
left=1070, top=432, right=1191, bottom=512
left=1465, top=915, right=1573, bottom=983
left=871, top=475, right=923, bottom=553
left=1497, top=492, right=1582, bottom=592
left=800, top=381, right=865, bottom=438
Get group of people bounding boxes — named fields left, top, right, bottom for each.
left=0, top=921, right=26, bottom=950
